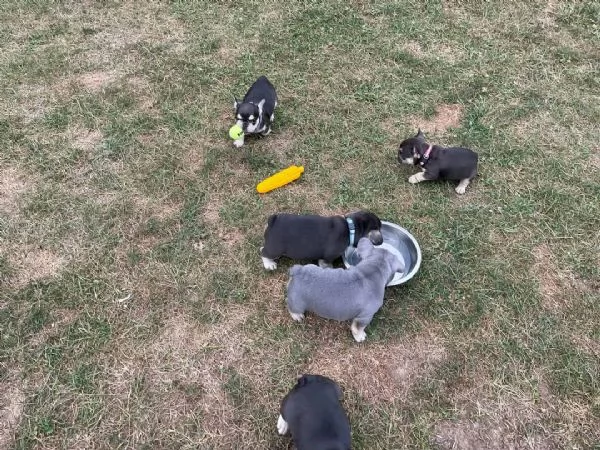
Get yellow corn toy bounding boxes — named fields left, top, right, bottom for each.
left=256, top=165, right=305, bottom=194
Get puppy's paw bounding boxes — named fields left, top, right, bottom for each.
left=233, top=139, right=244, bottom=148
left=289, top=312, right=304, bottom=322
left=352, top=329, right=367, bottom=342
left=261, top=127, right=272, bottom=136
left=277, top=415, right=289, bottom=435
left=318, top=259, right=333, bottom=269
left=408, top=174, right=420, bottom=184
left=455, top=185, right=467, bottom=195
left=261, top=256, right=277, bottom=270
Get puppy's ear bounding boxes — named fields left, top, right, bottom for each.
left=416, top=128, right=425, bottom=139
left=233, top=96, right=240, bottom=110
left=391, top=253, right=405, bottom=274
left=257, top=98, right=266, bottom=114
left=356, top=237, right=374, bottom=259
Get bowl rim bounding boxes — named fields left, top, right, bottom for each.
left=342, top=220, right=422, bottom=286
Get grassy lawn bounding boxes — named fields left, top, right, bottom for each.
left=1, top=0, right=599, bottom=448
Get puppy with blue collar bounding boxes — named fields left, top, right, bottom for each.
left=277, top=374, right=351, bottom=450
left=260, top=211, right=383, bottom=270
left=232, top=75, right=277, bottom=148
left=286, top=237, right=404, bottom=342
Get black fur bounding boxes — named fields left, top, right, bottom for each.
left=233, top=75, right=277, bottom=135
left=280, top=375, right=351, bottom=450
left=398, top=129, right=478, bottom=183
left=261, top=211, right=383, bottom=264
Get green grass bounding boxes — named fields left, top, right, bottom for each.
left=1, top=0, right=599, bottom=448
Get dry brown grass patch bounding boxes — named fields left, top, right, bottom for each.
left=589, top=147, right=600, bottom=169
left=306, top=329, right=447, bottom=403
left=0, top=167, right=30, bottom=215
left=78, top=71, right=117, bottom=92
left=150, top=311, right=249, bottom=436
left=409, top=104, right=464, bottom=135
left=8, top=245, right=65, bottom=288
left=70, top=127, right=103, bottom=152
left=29, top=309, right=80, bottom=347
left=531, top=244, right=583, bottom=313
left=435, top=369, right=565, bottom=449
left=0, top=374, right=24, bottom=450
left=539, top=0, right=558, bottom=28
left=100, top=308, right=253, bottom=446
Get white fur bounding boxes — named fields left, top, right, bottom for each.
left=277, top=414, right=289, bottom=435
left=455, top=178, right=470, bottom=194
left=244, top=99, right=266, bottom=134
left=408, top=172, right=427, bottom=184
left=233, top=138, right=244, bottom=148
left=290, top=311, right=304, bottom=322
left=262, top=256, right=277, bottom=270
left=318, top=259, right=333, bottom=269
left=351, top=320, right=367, bottom=342
left=401, top=157, right=414, bottom=165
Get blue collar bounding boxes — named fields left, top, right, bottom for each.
left=346, top=218, right=356, bottom=246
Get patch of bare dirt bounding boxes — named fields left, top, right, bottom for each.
left=0, top=167, right=30, bottom=215
left=409, top=104, right=464, bottom=135
left=307, top=330, right=447, bottom=402
left=10, top=246, right=65, bottom=288
left=0, top=375, right=24, bottom=450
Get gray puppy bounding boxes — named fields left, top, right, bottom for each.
left=286, top=238, right=404, bottom=342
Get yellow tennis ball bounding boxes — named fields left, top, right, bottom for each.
left=229, top=124, right=244, bottom=140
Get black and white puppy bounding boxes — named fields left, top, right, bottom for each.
left=398, top=129, right=478, bottom=194
left=260, top=211, right=383, bottom=270
left=278, top=374, right=351, bottom=450
left=233, top=75, right=277, bottom=148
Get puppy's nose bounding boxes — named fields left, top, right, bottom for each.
left=368, top=230, right=383, bottom=246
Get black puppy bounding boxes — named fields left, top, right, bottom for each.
left=398, top=129, right=478, bottom=194
left=260, top=211, right=383, bottom=270
left=278, top=374, right=351, bottom=450
left=233, top=75, right=278, bottom=148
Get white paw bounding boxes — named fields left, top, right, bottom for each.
left=261, top=127, right=272, bottom=136
left=277, top=415, right=289, bottom=435
left=408, top=174, right=420, bottom=184
left=318, top=259, right=333, bottom=269
left=261, top=256, right=277, bottom=270
left=290, top=312, right=304, bottom=322
left=352, top=329, right=367, bottom=342
left=233, top=139, right=244, bottom=148
left=455, top=185, right=466, bottom=195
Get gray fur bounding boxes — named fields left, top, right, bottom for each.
left=286, top=238, right=404, bottom=342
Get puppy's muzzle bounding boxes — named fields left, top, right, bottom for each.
left=368, top=230, right=383, bottom=246
left=401, top=157, right=414, bottom=165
